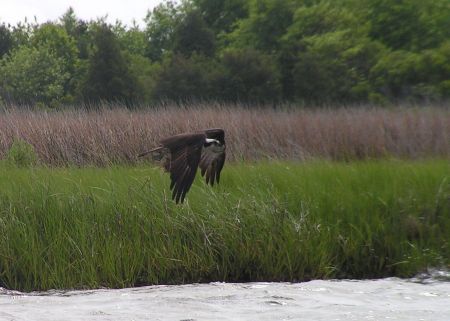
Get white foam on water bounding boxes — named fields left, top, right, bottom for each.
left=1, top=275, right=449, bottom=321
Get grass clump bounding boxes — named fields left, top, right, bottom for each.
left=0, top=160, right=448, bottom=291
left=5, top=139, right=38, bottom=167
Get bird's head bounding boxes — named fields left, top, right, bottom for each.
left=204, top=138, right=221, bottom=147
left=204, top=128, right=225, bottom=145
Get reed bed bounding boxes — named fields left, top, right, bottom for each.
left=0, top=160, right=448, bottom=291
left=0, top=104, right=448, bottom=166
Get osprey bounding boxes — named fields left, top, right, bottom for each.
left=138, top=128, right=226, bottom=203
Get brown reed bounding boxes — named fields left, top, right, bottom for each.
left=0, top=103, right=449, bottom=166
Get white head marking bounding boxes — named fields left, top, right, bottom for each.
left=205, top=138, right=219, bottom=144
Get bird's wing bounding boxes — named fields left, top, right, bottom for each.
left=161, top=133, right=206, bottom=203
left=199, top=129, right=226, bottom=186
left=199, top=147, right=226, bottom=186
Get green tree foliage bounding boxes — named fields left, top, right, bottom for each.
left=31, top=23, right=78, bottom=71
left=1, top=0, right=449, bottom=106
left=370, top=41, right=450, bottom=102
left=423, top=41, right=450, bottom=99
left=281, top=2, right=385, bottom=102
left=292, top=33, right=385, bottom=103
left=0, top=46, right=69, bottom=105
left=144, top=1, right=180, bottom=61
left=286, top=1, right=362, bottom=39
left=81, top=24, right=137, bottom=104
left=128, top=53, right=161, bottom=103
left=31, top=23, right=79, bottom=101
left=9, top=21, right=34, bottom=48
left=228, top=0, right=297, bottom=52
left=280, top=2, right=385, bottom=103
left=115, top=23, right=148, bottom=56
left=367, top=0, right=450, bottom=51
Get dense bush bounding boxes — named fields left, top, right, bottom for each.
left=0, top=46, right=70, bottom=105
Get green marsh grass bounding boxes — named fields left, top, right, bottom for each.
left=0, top=160, right=448, bottom=291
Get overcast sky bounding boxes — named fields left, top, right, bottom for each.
left=0, top=0, right=164, bottom=28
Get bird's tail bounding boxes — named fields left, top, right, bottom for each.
left=138, top=146, right=166, bottom=161
left=138, top=149, right=155, bottom=158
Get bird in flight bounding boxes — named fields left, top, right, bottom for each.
left=138, top=128, right=226, bottom=203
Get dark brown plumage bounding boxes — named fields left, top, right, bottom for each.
left=139, top=128, right=226, bottom=203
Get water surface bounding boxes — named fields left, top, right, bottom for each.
left=1, top=271, right=449, bottom=321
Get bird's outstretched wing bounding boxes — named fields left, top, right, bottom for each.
left=161, top=133, right=206, bottom=203
left=199, top=129, right=226, bottom=186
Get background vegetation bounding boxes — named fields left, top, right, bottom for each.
left=1, top=0, right=450, bottom=106
left=0, top=106, right=448, bottom=166
left=0, top=161, right=448, bottom=291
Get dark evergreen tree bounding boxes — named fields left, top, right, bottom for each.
left=173, top=10, right=216, bottom=57
left=82, top=24, right=137, bottom=104
left=60, top=8, right=91, bottom=59
left=153, top=54, right=213, bottom=101
left=0, top=24, right=13, bottom=57
left=192, top=0, right=248, bottom=34
left=214, top=49, right=282, bottom=103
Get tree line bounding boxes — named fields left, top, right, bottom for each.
left=1, top=0, right=450, bottom=107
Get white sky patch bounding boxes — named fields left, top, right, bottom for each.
left=0, top=0, right=163, bottom=28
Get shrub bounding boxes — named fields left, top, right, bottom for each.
left=0, top=46, right=70, bottom=106
left=6, top=139, right=38, bottom=167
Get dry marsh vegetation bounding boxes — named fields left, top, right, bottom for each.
left=0, top=104, right=449, bottom=166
